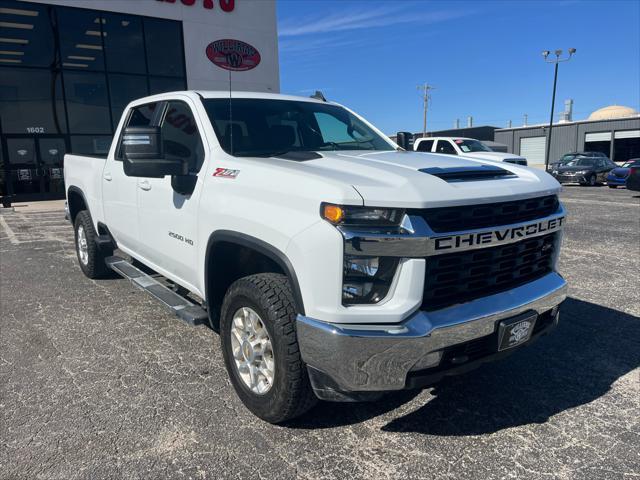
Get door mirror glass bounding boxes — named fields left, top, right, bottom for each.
left=122, top=126, right=187, bottom=178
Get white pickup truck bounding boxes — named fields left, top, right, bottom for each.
left=65, top=91, right=567, bottom=423
left=414, top=136, right=528, bottom=166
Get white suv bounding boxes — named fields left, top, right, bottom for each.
left=415, top=137, right=528, bottom=166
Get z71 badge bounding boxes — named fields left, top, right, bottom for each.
left=213, top=168, right=239, bottom=179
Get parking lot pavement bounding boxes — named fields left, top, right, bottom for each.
left=1, top=187, right=639, bottom=480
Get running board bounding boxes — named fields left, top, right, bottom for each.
left=105, top=256, right=208, bottom=326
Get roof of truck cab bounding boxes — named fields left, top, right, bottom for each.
left=415, top=137, right=474, bottom=142
left=196, top=90, right=328, bottom=104
left=126, top=90, right=333, bottom=108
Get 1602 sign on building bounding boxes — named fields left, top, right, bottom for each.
left=156, top=0, right=235, bottom=12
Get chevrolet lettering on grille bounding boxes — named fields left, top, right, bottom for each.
left=432, top=216, right=565, bottom=253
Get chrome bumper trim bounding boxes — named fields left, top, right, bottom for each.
left=296, top=272, right=567, bottom=392
left=340, top=203, right=565, bottom=257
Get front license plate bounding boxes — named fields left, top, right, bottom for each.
left=497, top=312, right=537, bottom=351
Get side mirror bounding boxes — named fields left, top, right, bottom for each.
left=396, top=131, right=413, bottom=151
left=122, top=127, right=187, bottom=178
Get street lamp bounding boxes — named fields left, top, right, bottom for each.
left=542, top=48, right=576, bottom=171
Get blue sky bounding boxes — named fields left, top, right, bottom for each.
left=276, top=0, right=640, bottom=135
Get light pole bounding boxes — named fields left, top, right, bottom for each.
left=542, top=48, right=576, bottom=171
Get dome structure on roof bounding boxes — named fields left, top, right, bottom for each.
left=588, top=105, right=638, bottom=121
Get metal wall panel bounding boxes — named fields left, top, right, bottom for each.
left=496, top=117, right=640, bottom=162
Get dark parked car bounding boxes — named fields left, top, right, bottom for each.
left=551, top=156, right=617, bottom=186
left=626, top=161, right=640, bottom=192
left=606, top=159, right=640, bottom=188
left=548, top=151, right=609, bottom=172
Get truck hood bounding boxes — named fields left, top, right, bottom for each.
left=458, top=151, right=526, bottom=162
left=274, top=150, right=560, bottom=209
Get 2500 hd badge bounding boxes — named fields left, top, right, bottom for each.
left=433, top=216, right=565, bottom=252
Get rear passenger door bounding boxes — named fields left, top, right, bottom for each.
left=136, top=99, right=207, bottom=291
left=103, top=102, right=162, bottom=252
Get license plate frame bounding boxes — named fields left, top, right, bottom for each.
left=497, top=311, right=538, bottom=351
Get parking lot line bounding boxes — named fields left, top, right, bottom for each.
left=0, top=214, right=19, bottom=245
left=561, top=197, right=639, bottom=207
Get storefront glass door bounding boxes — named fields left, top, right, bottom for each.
left=3, top=135, right=67, bottom=201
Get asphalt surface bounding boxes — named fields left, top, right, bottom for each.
left=1, top=186, right=639, bottom=480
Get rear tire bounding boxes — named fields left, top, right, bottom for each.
left=74, top=210, right=111, bottom=279
left=220, top=273, right=317, bottom=424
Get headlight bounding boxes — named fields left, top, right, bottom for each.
left=343, top=256, right=399, bottom=305
left=576, top=170, right=589, bottom=174
left=321, top=203, right=405, bottom=227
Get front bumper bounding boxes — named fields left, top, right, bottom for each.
left=297, top=272, right=567, bottom=400
left=606, top=176, right=627, bottom=185
left=554, top=174, right=587, bottom=184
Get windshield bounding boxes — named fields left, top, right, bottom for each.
left=202, top=98, right=394, bottom=157
left=567, top=158, right=596, bottom=167
left=454, top=139, right=492, bottom=153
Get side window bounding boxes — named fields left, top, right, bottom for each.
left=161, top=101, right=205, bottom=174
left=436, top=140, right=457, bottom=155
left=416, top=140, right=434, bottom=152
left=116, top=102, right=159, bottom=160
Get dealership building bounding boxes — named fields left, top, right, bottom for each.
left=0, top=0, right=279, bottom=202
left=495, top=105, right=640, bottom=167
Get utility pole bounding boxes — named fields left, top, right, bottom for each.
left=417, top=83, right=435, bottom=137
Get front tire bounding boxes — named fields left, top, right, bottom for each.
left=220, top=273, right=317, bottom=423
left=74, top=210, right=111, bottom=279
left=608, top=185, right=617, bottom=189
left=588, top=174, right=597, bottom=186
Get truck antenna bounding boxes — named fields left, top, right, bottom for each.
left=228, top=69, right=233, bottom=155
left=310, top=91, right=327, bottom=102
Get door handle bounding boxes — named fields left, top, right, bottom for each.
left=103, top=172, right=112, bottom=181
left=138, top=180, right=152, bottom=191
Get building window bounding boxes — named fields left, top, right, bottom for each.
left=103, top=13, right=146, bottom=74
left=109, top=74, right=149, bottom=130
left=0, top=0, right=55, bottom=68
left=144, top=18, right=185, bottom=77
left=70, top=135, right=113, bottom=156
left=149, top=76, right=187, bottom=95
left=57, top=7, right=106, bottom=71
left=0, top=67, right=67, bottom=134
left=63, top=71, right=111, bottom=134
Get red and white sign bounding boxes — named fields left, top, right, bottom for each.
left=156, top=0, right=235, bottom=11
left=206, top=39, right=261, bottom=71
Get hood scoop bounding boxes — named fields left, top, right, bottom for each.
left=420, top=165, right=517, bottom=182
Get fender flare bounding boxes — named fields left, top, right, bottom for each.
left=66, top=185, right=90, bottom=222
left=204, top=230, right=306, bottom=315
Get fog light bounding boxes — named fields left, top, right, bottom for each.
left=342, top=256, right=399, bottom=305
left=345, top=256, right=379, bottom=276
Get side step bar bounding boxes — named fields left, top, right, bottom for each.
left=105, top=256, right=208, bottom=326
